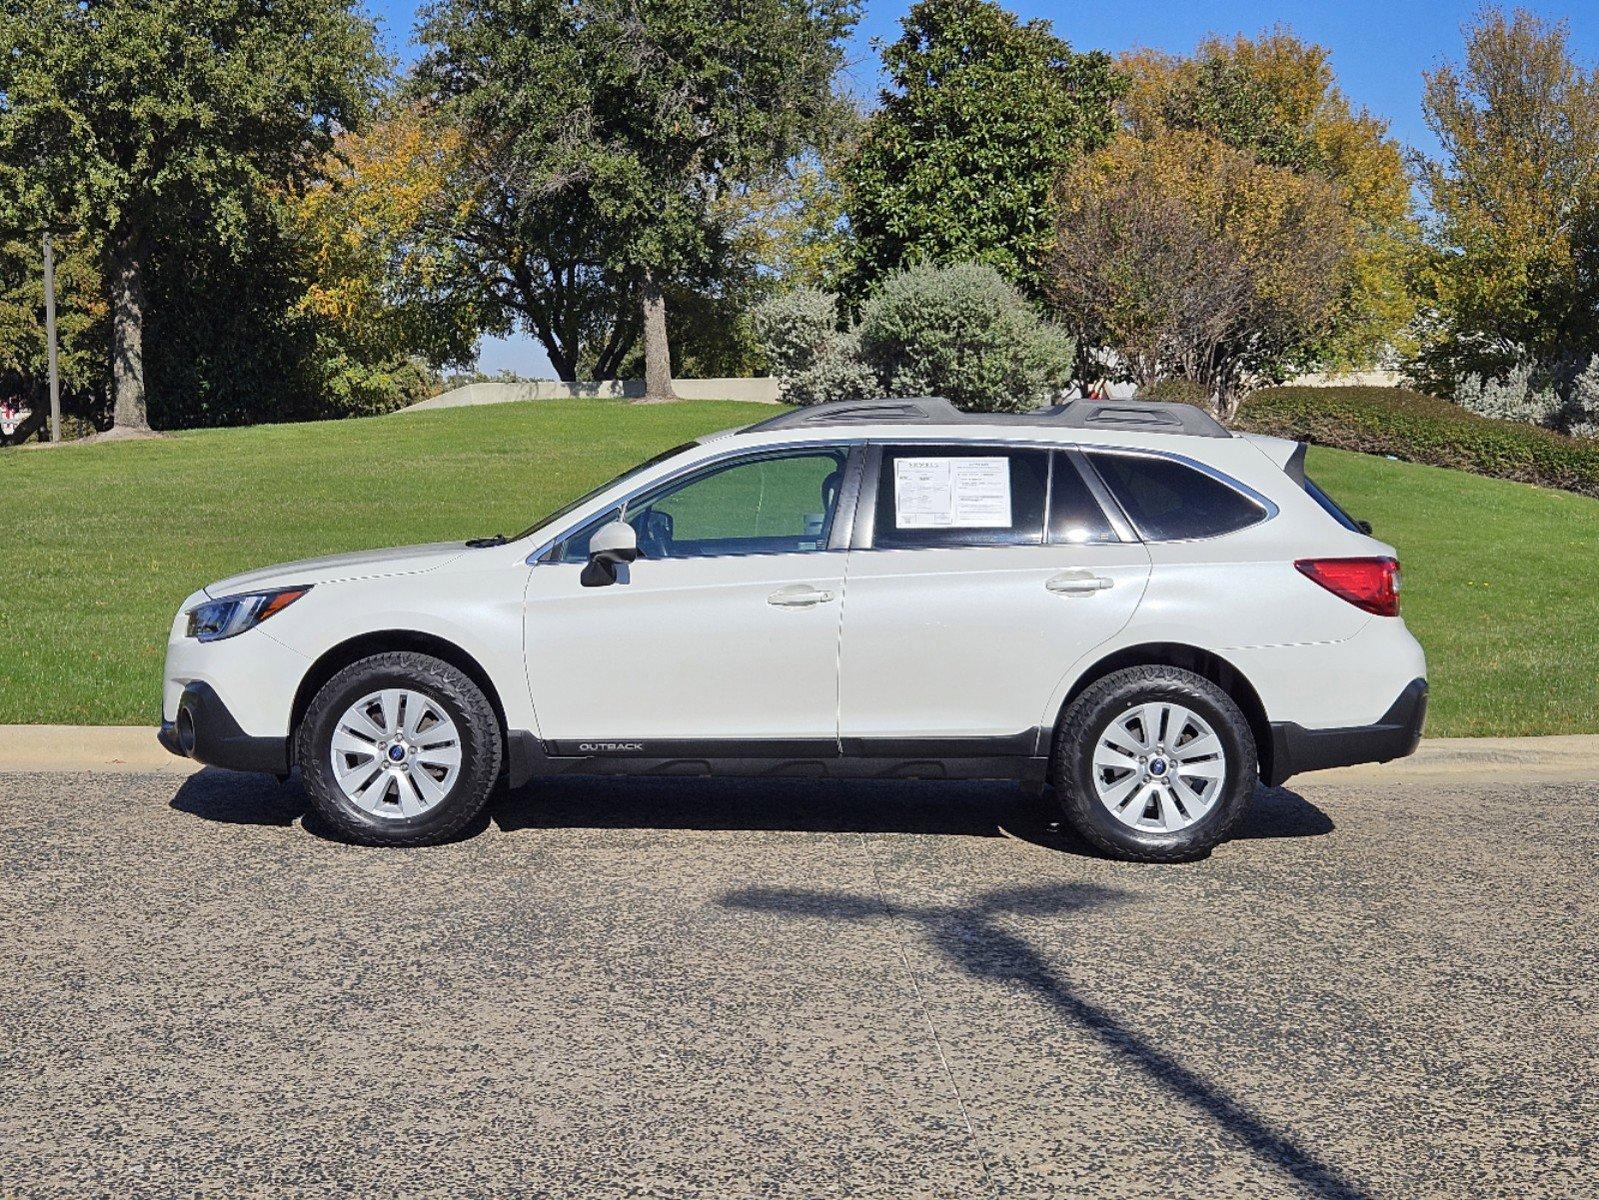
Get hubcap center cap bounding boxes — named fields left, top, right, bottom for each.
left=387, top=744, right=407, bottom=763
left=1148, top=757, right=1168, bottom=777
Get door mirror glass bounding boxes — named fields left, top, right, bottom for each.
left=581, top=520, right=639, bottom=587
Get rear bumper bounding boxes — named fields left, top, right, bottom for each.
left=158, top=682, right=289, bottom=775
left=1264, top=677, right=1427, bottom=786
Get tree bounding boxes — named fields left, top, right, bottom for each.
left=0, top=231, right=107, bottom=426
left=416, top=0, right=858, bottom=400
left=1412, top=8, right=1599, bottom=391
left=755, top=262, right=1071, bottom=411
left=725, top=135, right=861, bottom=293
left=844, top=0, right=1122, bottom=299
left=857, top=261, right=1072, bottom=411
left=1051, top=130, right=1348, bottom=418
left=0, top=0, right=381, bottom=431
left=1117, top=31, right=1417, bottom=373
left=290, top=106, right=485, bottom=413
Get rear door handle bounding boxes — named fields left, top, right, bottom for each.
left=768, top=584, right=837, bottom=607
left=1046, top=570, right=1113, bottom=595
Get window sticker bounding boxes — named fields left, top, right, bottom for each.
left=893, top=457, right=1013, bottom=529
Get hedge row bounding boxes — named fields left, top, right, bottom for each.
left=1237, top=386, right=1599, bottom=501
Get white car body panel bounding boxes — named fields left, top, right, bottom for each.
left=162, top=612, right=310, bottom=734
left=839, top=540, right=1151, bottom=740
left=205, top=542, right=468, bottom=596
left=160, top=401, right=1427, bottom=788
left=523, top=551, right=846, bottom=742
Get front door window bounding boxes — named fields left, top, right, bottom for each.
left=559, top=448, right=848, bottom=562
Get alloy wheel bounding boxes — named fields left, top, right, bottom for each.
left=330, top=688, right=463, bottom=819
left=1091, top=701, right=1228, bottom=832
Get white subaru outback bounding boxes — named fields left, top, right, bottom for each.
left=160, top=397, right=1426, bottom=861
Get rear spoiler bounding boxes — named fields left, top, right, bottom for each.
left=1238, top=431, right=1307, bottom=482
left=1284, top=441, right=1307, bottom=486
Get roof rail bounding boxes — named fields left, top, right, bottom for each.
left=744, top=397, right=967, bottom=430
left=742, top=396, right=1230, bottom=438
left=1057, top=399, right=1230, bottom=438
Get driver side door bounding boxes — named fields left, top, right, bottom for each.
left=522, top=445, right=857, bottom=749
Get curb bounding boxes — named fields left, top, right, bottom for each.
left=1291, top=734, right=1599, bottom=786
left=2, top=725, right=1598, bottom=784
left=0, top=726, right=202, bottom=775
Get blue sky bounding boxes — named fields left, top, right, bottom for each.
left=366, top=0, right=1599, bottom=378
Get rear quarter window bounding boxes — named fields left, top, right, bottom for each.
left=1087, top=452, right=1267, bottom=541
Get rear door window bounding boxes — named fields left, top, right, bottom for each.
left=872, top=445, right=1049, bottom=550
left=1086, top=452, right=1267, bottom=541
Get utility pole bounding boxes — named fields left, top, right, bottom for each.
left=43, top=231, right=61, bottom=442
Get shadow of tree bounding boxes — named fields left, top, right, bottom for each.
left=720, top=882, right=1370, bottom=1200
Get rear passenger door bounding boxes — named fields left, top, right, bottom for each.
left=837, top=444, right=1151, bottom=751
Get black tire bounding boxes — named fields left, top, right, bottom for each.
left=1053, top=665, right=1256, bottom=863
left=294, top=651, right=503, bottom=847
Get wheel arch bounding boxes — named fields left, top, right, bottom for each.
left=289, top=630, right=509, bottom=747
left=1047, top=642, right=1274, bottom=783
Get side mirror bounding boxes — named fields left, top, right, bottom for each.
left=580, top=520, right=639, bottom=588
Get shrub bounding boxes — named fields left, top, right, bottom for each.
left=856, top=262, right=1073, bottom=413
left=1454, top=362, right=1564, bottom=427
left=752, top=287, right=881, bottom=407
left=1135, top=377, right=1211, bottom=407
left=1451, top=353, right=1599, bottom=437
left=1561, top=356, right=1599, bottom=438
left=1238, top=386, right=1599, bottom=499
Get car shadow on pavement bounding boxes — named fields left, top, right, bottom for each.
left=720, top=881, right=1371, bottom=1200
left=169, top=769, right=1335, bottom=855
left=168, top=769, right=495, bottom=843
left=492, top=776, right=1335, bottom=854
left=170, top=768, right=307, bottom=827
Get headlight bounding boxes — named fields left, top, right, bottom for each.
left=186, top=586, right=312, bottom=642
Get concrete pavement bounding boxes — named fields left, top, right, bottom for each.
left=1, top=768, right=1593, bottom=1197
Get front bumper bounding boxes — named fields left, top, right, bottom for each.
left=1264, top=677, right=1427, bottom=787
left=158, top=682, right=289, bottom=775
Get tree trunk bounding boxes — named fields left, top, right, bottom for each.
left=109, top=229, right=150, bottom=431
left=637, top=268, right=677, bottom=403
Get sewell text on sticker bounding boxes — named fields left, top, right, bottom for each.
left=893, top=456, right=1013, bottom=529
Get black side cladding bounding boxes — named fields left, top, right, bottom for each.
left=158, top=682, right=289, bottom=774
left=1264, top=678, right=1427, bottom=786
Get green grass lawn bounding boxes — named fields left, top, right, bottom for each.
left=0, top=400, right=767, bottom=726
left=1, top=400, right=1593, bottom=735
left=1303, top=445, right=1598, bottom=738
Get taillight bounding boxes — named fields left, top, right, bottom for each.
left=1294, top=557, right=1401, bottom=616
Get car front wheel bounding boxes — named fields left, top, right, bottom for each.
left=295, top=651, right=503, bottom=846
left=1053, top=665, right=1256, bottom=862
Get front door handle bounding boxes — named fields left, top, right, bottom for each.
left=768, top=584, right=837, bottom=607
left=1046, top=570, right=1113, bottom=595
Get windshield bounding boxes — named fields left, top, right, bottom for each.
left=512, top=442, right=698, bottom=543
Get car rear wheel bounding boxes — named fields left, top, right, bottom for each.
left=295, top=651, right=502, bottom=846
left=1053, top=665, right=1256, bottom=862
